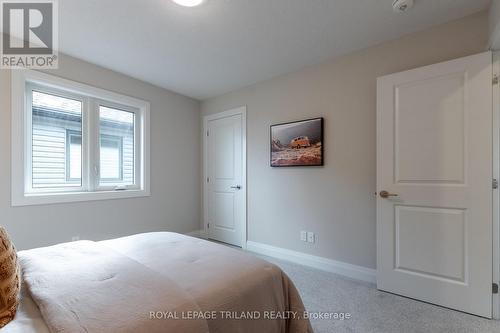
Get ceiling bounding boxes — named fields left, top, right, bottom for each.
left=58, top=0, right=491, bottom=100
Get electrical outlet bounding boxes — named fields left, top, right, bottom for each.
left=71, top=236, right=80, bottom=242
left=307, top=232, right=315, bottom=243
left=300, top=231, right=307, bottom=242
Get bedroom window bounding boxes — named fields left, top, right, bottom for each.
left=11, top=70, right=150, bottom=206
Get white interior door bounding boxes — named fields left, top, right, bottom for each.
left=206, top=109, right=245, bottom=247
left=377, top=52, right=493, bottom=318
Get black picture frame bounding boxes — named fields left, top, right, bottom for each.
left=270, top=117, right=324, bottom=167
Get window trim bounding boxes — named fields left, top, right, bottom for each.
left=11, top=69, right=151, bottom=206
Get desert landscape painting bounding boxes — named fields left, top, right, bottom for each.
left=271, top=118, right=323, bottom=167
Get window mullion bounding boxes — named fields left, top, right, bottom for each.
left=25, top=84, right=34, bottom=194
left=82, top=96, right=90, bottom=192
left=135, top=111, right=141, bottom=190
left=85, top=97, right=98, bottom=192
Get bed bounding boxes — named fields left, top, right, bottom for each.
left=3, top=232, right=312, bottom=333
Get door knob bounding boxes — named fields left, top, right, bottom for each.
left=379, top=190, right=398, bottom=198
left=230, top=185, right=242, bottom=190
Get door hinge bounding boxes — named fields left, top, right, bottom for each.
left=494, top=75, right=499, bottom=85
left=207, top=177, right=210, bottom=183
left=207, top=130, right=209, bottom=137
left=493, top=283, right=499, bottom=294
left=207, top=223, right=210, bottom=229
left=494, top=179, right=498, bottom=190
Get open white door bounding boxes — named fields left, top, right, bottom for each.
left=377, top=52, right=493, bottom=318
left=204, top=107, right=246, bottom=247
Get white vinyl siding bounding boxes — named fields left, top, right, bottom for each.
left=32, top=115, right=135, bottom=187
left=123, top=137, right=134, bottom=183
left=32, top=121, right=78, bottom=188
left=31, top=93, right=82, bottom=189
left=67, top=131, right=82, bottom=181
left=99, top=106, right=135, bottom=186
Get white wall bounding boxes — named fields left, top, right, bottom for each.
left=201, top=12, right=489, bottom=269
left=0, top=53, right=201, bottom=250
left=490, top=0, right=500, bottom=49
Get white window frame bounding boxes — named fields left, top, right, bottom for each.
left=94, top=99, right=140, bottom=192
left=26, top=83, right=88, bottom=194
left=11, top=69, right=150, bottom=206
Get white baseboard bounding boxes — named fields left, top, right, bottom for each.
left=246, top=241, right=377, bottom=284
left=185, top=229, right=207, bottom=239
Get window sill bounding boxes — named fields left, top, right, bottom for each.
left=11, top=189, right=151, bottom=207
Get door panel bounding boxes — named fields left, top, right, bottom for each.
left=215, top=124, right=235, bottom=179
left=395, top=205, right=466, bottom=283
left=377, top=52, right=492, bottom=318
left=395, top=73, right=465, bottom=184
left=214, top=192, right=235, bottom=230
left=207, top=113, right=244, bottom=246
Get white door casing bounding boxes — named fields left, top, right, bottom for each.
left=493, top=52, right=500, bottom=320
left=377, top=52, right=493, bottom=318
left=204, top=107, right=247, bottom=247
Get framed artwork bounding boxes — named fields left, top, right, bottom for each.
left=270, top=117, right=324, bottom=167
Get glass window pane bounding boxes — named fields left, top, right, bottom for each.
left=31, top=91, right=82, bottom=189
left=100, top=136, right=122, bottom=179
left=68, top=132, right=82, bottom=180
left=99, top=106, right=134, bottom=186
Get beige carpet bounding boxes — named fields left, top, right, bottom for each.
left=257, top=254, right=500, bottom=333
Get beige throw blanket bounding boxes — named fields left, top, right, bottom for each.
left=19, top=233, right=312, bottom=333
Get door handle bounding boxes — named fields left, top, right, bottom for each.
left=230, top=185, right=242, bottom=190
left=379, top=190, right=398, bottom=198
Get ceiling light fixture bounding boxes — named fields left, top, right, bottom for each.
left=172, top=0, right=205, bottom=7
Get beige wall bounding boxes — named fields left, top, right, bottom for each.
left=490, top=0, right=500, bottom=49
left=201, top=12, right=489, bottom=269
left=0, top=54, right=201, bottom=250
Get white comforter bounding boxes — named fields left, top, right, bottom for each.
left=4, top=232, right=312, bottom=333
